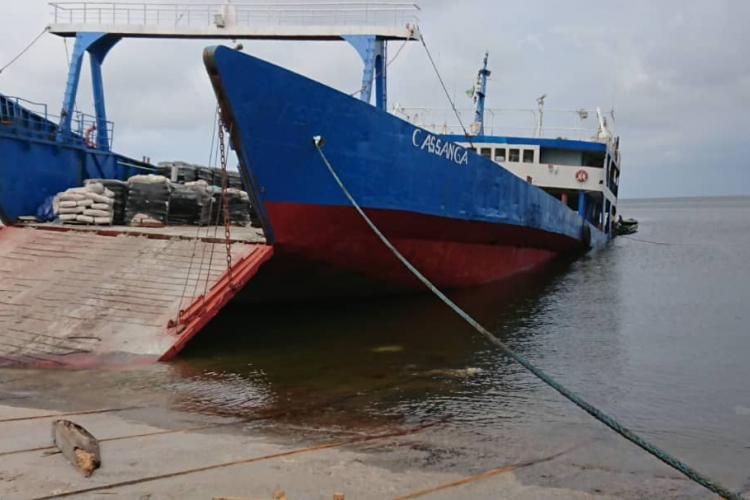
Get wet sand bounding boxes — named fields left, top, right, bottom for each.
left=0, top=387, right=701, bottom=499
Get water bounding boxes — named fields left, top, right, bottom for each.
left=2, top=196, right=750, bottom=495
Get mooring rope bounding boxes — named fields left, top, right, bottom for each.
left=313, top=138, right=743, bottom=500
left=620, top=234, right=675, bottom=246
left=0, top=26, right=49, bottom=76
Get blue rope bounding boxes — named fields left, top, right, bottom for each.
left=313, top=139, right=743, bottom=500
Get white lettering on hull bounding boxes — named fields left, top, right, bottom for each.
left=412, top=129, right=468, bottom=166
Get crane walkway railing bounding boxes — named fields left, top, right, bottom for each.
left=48, top=2, right=421, bottom=40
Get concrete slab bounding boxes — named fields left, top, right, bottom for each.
left=0, top=400, right=709, bottom=500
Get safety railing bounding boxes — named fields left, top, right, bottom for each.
left=49, top=2, right=420, bottom=30
left=0, top=94, right=114, bottom=149
left=70, top=109, right=115, bottom=149
left=392, top=106, right=615, bottom=142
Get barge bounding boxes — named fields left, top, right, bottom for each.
left=0, top=2, right=623, bottom=364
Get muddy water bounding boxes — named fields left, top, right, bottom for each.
left=1, top=197, right=749, bottom=496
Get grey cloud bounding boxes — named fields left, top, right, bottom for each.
left=1, top=0, right=748, bottom=198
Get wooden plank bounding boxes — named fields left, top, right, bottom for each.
left=51, top=419, right=101, bottom=477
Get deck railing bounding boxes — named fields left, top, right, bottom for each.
left=392, top=106, right=615, bottom=142
left=49, top=2, right=420, bottom=32
left=0, top=94, right=114, bottom=149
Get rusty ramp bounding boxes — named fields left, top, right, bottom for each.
left=0, top=225, right=273, bottom=367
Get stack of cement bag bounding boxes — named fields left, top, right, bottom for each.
left=212, top=170, right=245, bottom=190
left=158, top=159, right=247, bottom=190
left=157, top=161, right=198, bottom=183
left=195, top=166, right=216, bottom=186
left=125, top=175, right=171, bottom=227
left=227, top=171, right=244, bottom=190
left=210, top=187, right=252, bottom=226
left=167, top=180, right=212, bottom=226
left=85, top=179, right=128, bottom=225
left=53, top=182, right=115, bottom=225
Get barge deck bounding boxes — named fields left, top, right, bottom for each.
left=0, top=224, right=273, bottom=367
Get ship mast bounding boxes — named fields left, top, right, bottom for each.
left=470, top=51, right=491, bottom=136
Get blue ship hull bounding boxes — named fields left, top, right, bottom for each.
left=205, top=46, right=605, bottom=292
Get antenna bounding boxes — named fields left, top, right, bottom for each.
left=595, top=107, right=612, bottom=141
left=536, top=94, right=546, bottom=137
left=469, top=51, right=491, bottom=136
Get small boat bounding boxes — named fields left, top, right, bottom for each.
left=616, top=218, right=639, bottom=235
left=205, top=47, right=624, bottom=295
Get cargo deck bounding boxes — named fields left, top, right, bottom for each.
left=0, top=224, right=273, bottom=367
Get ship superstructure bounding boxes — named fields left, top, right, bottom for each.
left=394, top=52, right=621, bottom=236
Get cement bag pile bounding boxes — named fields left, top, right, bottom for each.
left=85, top=179, right=128, bottom=225
left=53, top=182, right=115, bottom=225
left=158, top=159, right=245, bottom=190
left=157, top=161, right=198, bottom=183
left=168, top=180, right=212, bottom=226
left=227, top=171, right=245, bottom=190
left=210, top=187, right=252, bottom=226
left=212, top=169, right=245, bottom=190
left=125, top=174, right=171, bottom=227
left=196, top=166, right=216, bottom=186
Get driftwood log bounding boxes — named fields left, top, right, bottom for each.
left=51, top=419, right=101, bottom=477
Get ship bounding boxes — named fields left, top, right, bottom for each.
left=0, top=2, right=624, bottom=362
left=1, top=4, right=622, bottom=300
left=205, top=46, right=622, bottom=296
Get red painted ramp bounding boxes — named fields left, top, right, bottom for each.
left=0, top=225, right=273, bottom=367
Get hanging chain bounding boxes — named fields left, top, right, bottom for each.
left=217, top=114, right=235, bottom=289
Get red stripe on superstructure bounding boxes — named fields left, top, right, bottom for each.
left=264, top=203, right=579, bottom=289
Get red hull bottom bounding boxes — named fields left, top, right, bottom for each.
left=238, top=203, right=580, bottom=301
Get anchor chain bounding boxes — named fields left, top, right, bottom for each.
left=217, top=115, right=235, bottom=289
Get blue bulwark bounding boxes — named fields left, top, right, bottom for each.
left=442, top=134, right=607, bottom=153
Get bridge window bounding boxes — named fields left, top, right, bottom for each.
left=509, top=148, right=520, bottom=162
left=480, top=147, right=492, bottom=159
left=581, top=151, right=606, bottom=167
left=494, top=148, right=506, bottom=162
left=523, top=150, right=534, bottom=163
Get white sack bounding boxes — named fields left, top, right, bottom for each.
left=83, top=209, right=111, bottom=217
left=75, top=214, right=95, bottom=223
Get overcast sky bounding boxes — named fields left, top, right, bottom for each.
left=1, top=0, right=748, bottom=199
